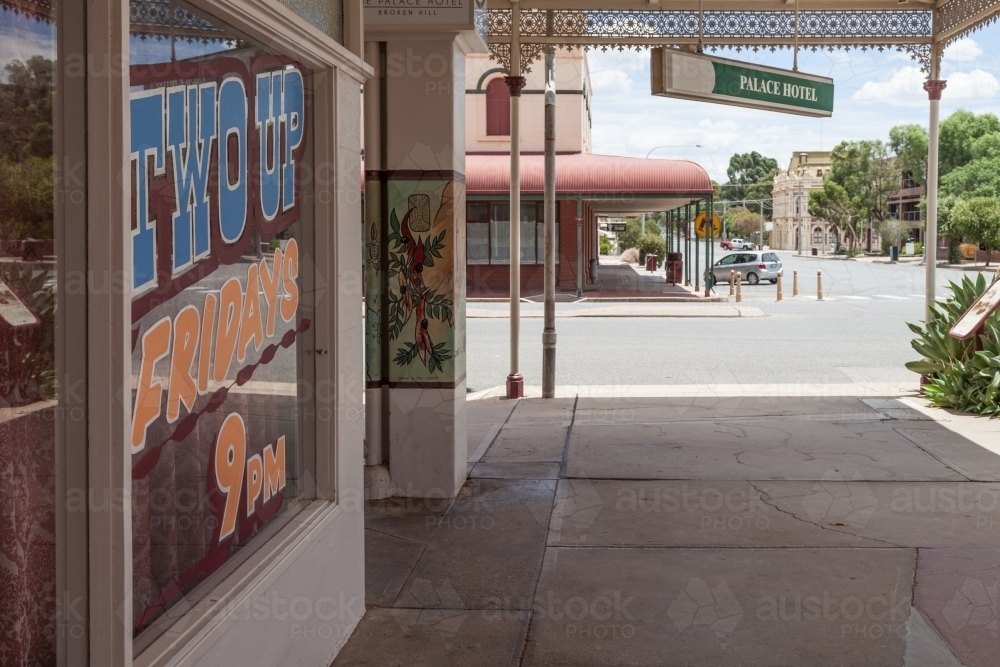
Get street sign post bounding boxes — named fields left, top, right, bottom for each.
left=950, top=276, right=1000, bottom=340
left=607, top=223, right=627, bottom=232
left=651, top=49, right=834, bottom=118
left=694, top=212, right=721, bottom=239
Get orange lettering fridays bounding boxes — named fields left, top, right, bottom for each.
left=130, top=240, right=300, bottom=454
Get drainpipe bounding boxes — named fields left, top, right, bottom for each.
left=505, top=0, right=525, bottom=399
left=576, top=196, right=583, bottom=298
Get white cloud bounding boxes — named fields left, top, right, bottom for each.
left=944, top=69, right=1000, bottom=100
left=851, top=66, right=927, bottom=107
left=590, top=68, right=633, bottom=97
left=944, top=38, right=984, bottom=63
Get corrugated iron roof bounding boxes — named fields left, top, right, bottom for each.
left=465, top=153, right=713, bottom=195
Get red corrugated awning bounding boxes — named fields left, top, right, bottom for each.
left=465, top=153, right=713, bottom=196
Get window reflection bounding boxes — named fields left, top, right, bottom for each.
left=0, top=3, right=58, bottom=667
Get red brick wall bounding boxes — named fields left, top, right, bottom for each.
left=467, top=199, right=594, bottom=297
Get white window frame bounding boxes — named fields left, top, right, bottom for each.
left=86, top=1, right=371, bottom=665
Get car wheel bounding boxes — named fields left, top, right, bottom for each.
left=769, top=279, right=777, bottom=284
left=746, top=272, right=760, bottom=285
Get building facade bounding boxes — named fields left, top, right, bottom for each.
left=462, top=50, right=711, bottom=296
left=770, top=151, right=839, bottom=253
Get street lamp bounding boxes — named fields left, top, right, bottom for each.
left=646, top=144, right=702, bottom=159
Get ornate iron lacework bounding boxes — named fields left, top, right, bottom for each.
left=937, top=0, right=1000, bottom=43
left=130, top=0, right=228, bottom=42
left=0, top=0, right=54, bottom=22
left=489, top=9, right=932, bottom=41
left=487, top=42, right=545, bottom=74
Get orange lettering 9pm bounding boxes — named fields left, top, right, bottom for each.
left=215, top=413, right=247, bottom=540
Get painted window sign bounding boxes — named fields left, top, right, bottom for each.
left=130, top=55, right=307, bottom=321
left=128, top=14, right=314, bottom=642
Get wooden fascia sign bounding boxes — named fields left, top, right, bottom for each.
left=950, top=278, right=1000, bottom=340
left=651, top=48, right=834, bottom=118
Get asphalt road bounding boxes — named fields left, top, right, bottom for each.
left=465, top=252, right=994, bottom=391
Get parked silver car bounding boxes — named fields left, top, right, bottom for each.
left=713, top=252, right=783, bottom=285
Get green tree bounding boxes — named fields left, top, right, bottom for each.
left=724, top=206, right=762, bottom=239
left=971, top=133, right=1000, bottom=160
left=808, top=178, right=859, bottom=250
left=722, top=151, right=778, bottom=202
left=878, top=218, right=910, bottom=251
left=940, top=156, right=1000, bottom=199
left=939, top=110, right=1000, bottom=176
left=616, top=216, right=660, bottom=252
left=888, top=123, right=928, bottom=186
left=951, top=196, right=1000, bottom=266
left=828, top=139, right=901, bottom=239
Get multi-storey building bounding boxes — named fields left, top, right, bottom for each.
left=770, top=151, right=838, bottom=253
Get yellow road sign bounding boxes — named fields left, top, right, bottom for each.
left=695, top=213, right=721, bottom=239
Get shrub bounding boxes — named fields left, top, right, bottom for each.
left=599, top=236, right=612, bottom=255
left=914, top=242, right=924, bottom=256
left=906, top=274, right=1000, bottom=416
left=620, top=247, right=640, bottom=263
left=637, top=233, right=666, bottom=267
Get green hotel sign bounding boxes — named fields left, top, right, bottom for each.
left=651, top=48, right=834, bottom=118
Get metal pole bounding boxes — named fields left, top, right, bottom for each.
left=505, top=0, right=524, bottom=399
left=542, top=45, right=557, bottom=398
left=797, top=155, right=805, bottom=255
left=925, top=44, right=945, bottom=321
left=694, top=201, right=700, bottom=291
left=576, top=196, right=583, bottom=298
left=759, top=199, right=765, bottom=250
left=685, top=205, right=691, bottom=286
left=641, top=212, right=646, bottom=235
left=705, top=197, right=713, bottom=297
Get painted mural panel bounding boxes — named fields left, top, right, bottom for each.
left=387, top=178, right=465, bottom=384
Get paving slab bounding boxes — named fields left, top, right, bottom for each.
left=365, top=529, right=425, bottom=607
left=550, top=478, right=1000, bottom=550
left=365, top=495, right=453, bottom=544
left=566, top=420, right=964, bottom=481
left=523, top=547, right=915, bottom=667
left=398, top=479, right=555, bottom=611
left=331, top=607, right=528, bottom=667
left=574, top=395, right=884, bottom=423
left=897, top=426, right=1000, bottom=481
left=914, top=549, right=1000, bottom=667
left=467, top=399, right=518, bottom=461
left=506, top=398, right=575, bottom=426
left=471, top=462, right=561, bottom=479
left=485, top=426, right=567, bottom=462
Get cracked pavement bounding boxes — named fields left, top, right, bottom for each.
left=339, top=394, right=1000, bottom=666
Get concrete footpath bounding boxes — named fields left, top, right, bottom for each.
left=468, top=304, right=764, bottom=318
left=337, top=387, right=1000, bottom=667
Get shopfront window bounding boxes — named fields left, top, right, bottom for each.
left=474, top=201, right=559, bottom=265
left=0, top=3, right=58, bottom=665
left=129, top=0, right=315, bottom=646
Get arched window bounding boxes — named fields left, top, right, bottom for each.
left=486, top=78, right=510, bottom=136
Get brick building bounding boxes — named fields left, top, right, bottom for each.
left=464, top=50, right=713, bottom=296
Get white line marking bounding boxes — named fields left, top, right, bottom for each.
left=874, top=294, right=909, bottom=300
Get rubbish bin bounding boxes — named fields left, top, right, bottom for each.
left=811, top=247, right=818, bottom=256
left=666, top=252, right=683, bottom=283
left=645, top=254, right=657, bottom=272
left=890, top=245, right=899, bottom=262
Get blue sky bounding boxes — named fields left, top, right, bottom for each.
left=588, top=24, right=1000, bottom=181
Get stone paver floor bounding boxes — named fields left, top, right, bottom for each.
left=334, top=394, right=1000, bottom=667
